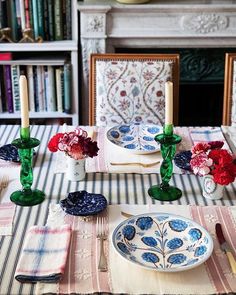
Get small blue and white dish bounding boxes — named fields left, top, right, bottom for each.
left=107, top=123, right=162, bottom=154
left=60, top=190, right=107, bottom=216
left=0, top=144, right=20, bottom=162
left=112, top=212, right=213, bottom=272
left=174, top=150, right=192, bottom=171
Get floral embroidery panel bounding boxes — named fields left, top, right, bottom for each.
left=95, top=59, right=174, bottom=127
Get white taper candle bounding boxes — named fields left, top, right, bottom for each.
left=19, top=75, right=29, bottom=128
left=165, top=81, right=173, bottom=125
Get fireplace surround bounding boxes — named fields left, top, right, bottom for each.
left=78, top=0, right=236, bottom=125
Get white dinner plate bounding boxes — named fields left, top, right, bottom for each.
left=112, top=212, right=213, bottom=272
left=106, top=123, right=162, bottom=154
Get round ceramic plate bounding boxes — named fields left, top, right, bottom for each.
left=106, top=123, right=162, bottom=154
left=174, top=150, right=192, bottom=171
left=60, top=190, right=107, bottom=216
left=112, top=213, right=213, bottom=272
left=0, top=144, right=20, bottom=162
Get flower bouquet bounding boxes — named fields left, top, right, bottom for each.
left=48, top=127, right=99, bottom=181
left=190, top=141, right=236, bottom=199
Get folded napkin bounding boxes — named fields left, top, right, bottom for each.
left=221, top=125, right=236, bottom=153
left=37, top=204, right=236, bottom=295
left=189, top=126, right=231, bottom=150
left=0, top=202, right=16, bottom=235
left=86, top=127, right=191, bottom=174
left=15, top=224, right=72, bottom=283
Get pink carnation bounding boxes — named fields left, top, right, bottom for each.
left=191, top=142, right=211, bottom=156
left=190, top=154, right=213, bottom=176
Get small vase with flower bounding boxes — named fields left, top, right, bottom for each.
left=48, top=127, right=99, bottom=181
left=190, top=141, right=236, bottom=200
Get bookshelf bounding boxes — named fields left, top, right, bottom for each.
left=0, top=0, right=79, bottom=125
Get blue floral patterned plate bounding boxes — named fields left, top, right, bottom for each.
left=107, top=123, right=162, bottom=154
left=112, top=213, right=213, bottom=272
left=174, top=150, right=192, bottom=171
left=60, top=190, right=107, bottom=216
left=0, top=144, right=20, bottom=162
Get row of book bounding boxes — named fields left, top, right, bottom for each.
left=0, top=63, right=72, bottom=114
left=0, top=0, right=72, bottom=42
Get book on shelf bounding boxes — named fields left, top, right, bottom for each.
left=65, top=0, right=71, bottom=39
left=24, top=0, right=30, bottom=29
left=36, top=65, right=45, bottom=112
left=43, top=0, right=49, bottom=40
left=33, top=65, right=39, bottom=112
left=3, top=65, right=14, bottom=113
left=11, top=64, right=20, bottom=112
left=32, top=0, right=39, bottom=38
left=46, top=65, right=56, bottom=112
left=28, top=0, right=34, bottom=38
left=0, top=0, right=8, bottom=28
left=64, top=63, right=71, bottom=114
left=47, top=0, right=54, bottom=41
left=37, top=0, right=44, bottom=38
left=26, top=65, right=35, bottom=112
left=19, top=0, right=25, bottom=30
left=0, top=53, right=13, bottom=61
left=55, top=67, right=63, bottom=112
left=9, top=0, right=19, bottom=42
left=0, top=81, right=2, bottom=113
left=54, top=0, right=63, bottom=40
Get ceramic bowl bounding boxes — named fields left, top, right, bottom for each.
left=107, top=123, right=162, bottom=154
left=174, top=150, right=192, bottom=171
left=0, top=144, right=20, bottom=162
left=60, top=190, right=107, bottom=216
left=112, top=212, right=213, bottom=272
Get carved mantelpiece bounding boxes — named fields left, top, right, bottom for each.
left=78, top=0, right=236, bottom=124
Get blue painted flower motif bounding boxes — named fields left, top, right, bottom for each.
left=167, top=254, right=187, bottom=264
left=117, top=242, right=130, bottom=255
left=168, top=219, right=188, bottom=232
left=119, top=125, right=130, bottom=133
left=124, top=144, right=136, bottom=150
left=123, top=136, right=134, bottom=141
left=141, top=236, right=157, bottom=247
left=188, top=228, right=202, bottom=242
left=167, top=238, right=183, bottom=250
left=110, top=130, right=120, bottom=139
left=122, top=225, right=135, bottom=240
left=147, top=127, right=160, bottom=134
left=194, top=245, right=207, bottom=257
left=143, top=145, right=156, bottom=151
left=143, top=136, right=154, bottom=141
left=142, top=252, right=159, bottom=264
left=136, top=217, right=153, bottom=230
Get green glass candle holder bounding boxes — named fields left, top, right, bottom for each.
left=148, top=124, right=182, bottom=201
left=10, top=127, right=45, bottom=206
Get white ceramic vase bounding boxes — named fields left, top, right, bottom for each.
left=202, top=175, right=225, bottom=200
left=66, top=157, right=86, bottom=181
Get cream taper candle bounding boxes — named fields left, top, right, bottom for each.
left=19, top=75, right=29, bottom=128
left=165, top=81, right=173, bottom=125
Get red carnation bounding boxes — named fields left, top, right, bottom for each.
left=47, top=133, right=64, bottom=152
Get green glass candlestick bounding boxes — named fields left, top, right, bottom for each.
left=10, top=127, right=45, bottom=206
left=148, top=124, right=182, bottom=201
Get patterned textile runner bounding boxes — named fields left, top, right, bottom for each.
left=37, top=204, right=236, bottom=295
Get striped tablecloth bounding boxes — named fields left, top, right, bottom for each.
left=0, top=124, right=236, bottom=295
